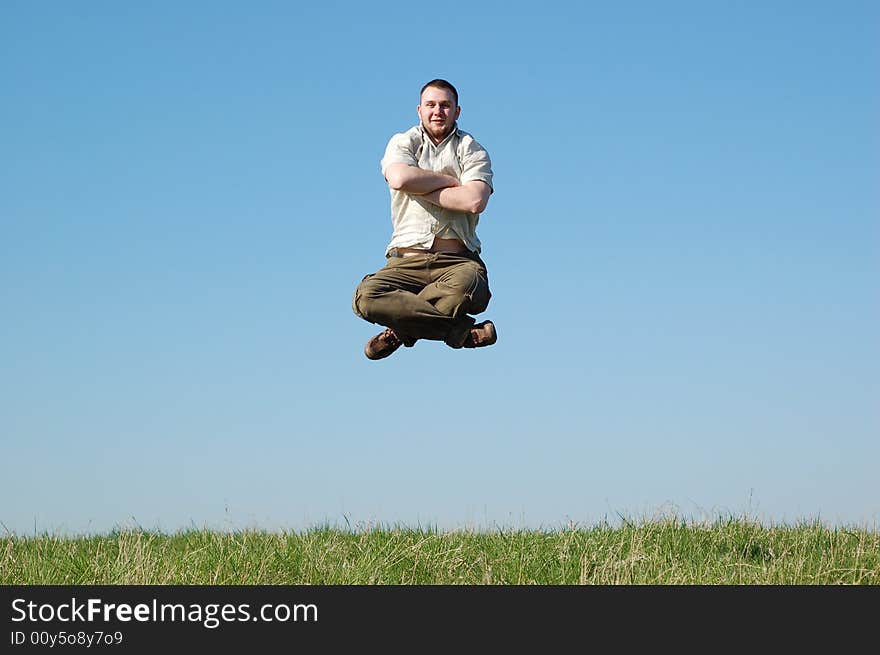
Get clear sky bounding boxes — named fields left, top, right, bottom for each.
left=2, top=1, right=878, bottom=535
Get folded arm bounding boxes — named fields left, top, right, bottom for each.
left=384, top=163, right=460, bottom=194
left=422, top=180, right=492, bottom=214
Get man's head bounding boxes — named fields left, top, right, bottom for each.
left=418, top=79, right=461, bottom=144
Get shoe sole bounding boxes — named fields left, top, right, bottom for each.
left=365, top=347, right=398, bottom=360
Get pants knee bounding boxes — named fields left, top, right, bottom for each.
left=352, top=276, right=376, bottom=321
left=469, top=285, right=491, bottom=314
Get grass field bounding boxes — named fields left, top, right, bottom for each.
left=3, top=518, right=878, bottom=584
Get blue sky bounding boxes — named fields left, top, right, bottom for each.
left=2, top=1, right=878, bottom=535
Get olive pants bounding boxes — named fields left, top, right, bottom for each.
left=352, top=250, right=491, bottom=348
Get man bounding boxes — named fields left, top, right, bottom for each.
left=352, top=79, right=498, bottom=360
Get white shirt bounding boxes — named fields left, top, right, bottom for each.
left=379, top=124, right=494, bottom=255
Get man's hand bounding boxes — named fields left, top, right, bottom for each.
left=384, top=163, right=459, bottom=195
left=422, top=180, right=492, bottom=214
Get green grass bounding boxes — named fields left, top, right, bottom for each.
left=3, top=518, right=878, bottom=584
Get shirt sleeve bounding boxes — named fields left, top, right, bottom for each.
left=380, top=132, right=419, bottom=178
left=458, top=137, right=494, bottom=191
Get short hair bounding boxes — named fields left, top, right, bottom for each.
left=420, top=79, right=459, bottom=106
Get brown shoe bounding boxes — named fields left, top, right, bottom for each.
left=463, top=320, right=497, bottom=348
left=364, top=328, right=403, bottom=360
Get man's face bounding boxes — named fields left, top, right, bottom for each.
left=417, top=86, right=461, bottom=143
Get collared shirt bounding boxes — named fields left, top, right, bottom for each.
left=379, top=124, right=494, bottom=255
